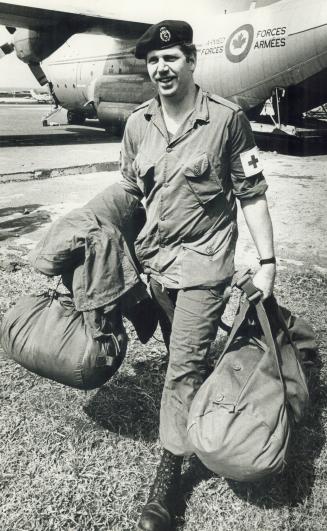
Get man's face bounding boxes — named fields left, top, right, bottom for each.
left=146, top=46, right=196, bottom=99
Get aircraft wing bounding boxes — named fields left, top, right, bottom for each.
left=0, top=0, right=151, bottom=39
left=0, top=1, right=285, bottom=37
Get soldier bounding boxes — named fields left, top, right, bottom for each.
left=119, top=20, right=276, bottom=531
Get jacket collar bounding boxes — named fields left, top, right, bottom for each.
left=144, top=85, right=210, bottom=125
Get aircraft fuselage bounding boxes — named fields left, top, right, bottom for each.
left=42, top=0, right=327, bottom=125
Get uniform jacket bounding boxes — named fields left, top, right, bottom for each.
left=120, top=87, right=268, bottom=289
left=29, top=183, right=146, bottom=311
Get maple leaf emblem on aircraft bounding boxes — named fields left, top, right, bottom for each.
left=232, top=32, right=247, bottom=50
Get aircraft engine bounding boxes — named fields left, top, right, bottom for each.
left=10, top=27, right=74, bottom=86
left=13, top=27, right=73, bottom=65
left=93, top=74, right=155, bottom=131
left=96, top=102, right=135, bottom=133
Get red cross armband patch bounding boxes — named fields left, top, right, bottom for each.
left=239, top=146, right=263, bottom=177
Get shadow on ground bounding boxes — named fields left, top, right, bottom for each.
left=84, top=334, right=228, bottom=444
left=255, top=134, right=327, bottom=156
left=0, top=124, right=120, bottom=148
left=84, top=356, right=168, bottom=442
left=0, top=205, right=51, bottom=241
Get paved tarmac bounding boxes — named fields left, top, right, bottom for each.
left=0, top=104, right=104, bottom=136
left=0, top=104, right=119, bottom=180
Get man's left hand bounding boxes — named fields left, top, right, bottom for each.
left=252, top=264, right=276, bottom=300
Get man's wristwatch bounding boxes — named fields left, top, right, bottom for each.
left=259, top=257, right=276, bottom=265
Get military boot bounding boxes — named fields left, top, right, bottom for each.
left=137, top=449, right=183, bottom=531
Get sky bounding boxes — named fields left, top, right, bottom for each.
left=0, top=1, right=277, bottom=88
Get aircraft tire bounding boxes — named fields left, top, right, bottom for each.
left=67, top=110, right=85, bottom=125
left=104, top=123, right=125, bottom=138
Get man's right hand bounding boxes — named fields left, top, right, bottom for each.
left=252, top=263, right=276, bottom=300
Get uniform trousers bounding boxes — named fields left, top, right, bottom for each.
left=150, top=278, right=229, bottom=456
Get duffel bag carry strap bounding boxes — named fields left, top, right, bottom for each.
left=255, top=300, right=284, bottom=384
left=236, top=273, right=285, bottom=384
left=233, top=271, right=262, bottom=303
left=219, top=271, right=262, bottom=357
left=220, top=297, right=251, bottom=357
left=236, top=273, right=302, bottom=361
left=220, top=272, right=284, bottom=385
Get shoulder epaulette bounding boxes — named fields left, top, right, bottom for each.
left=132, top=99, right=153, bottom=114
left=207, top=93, right=241, bottom=113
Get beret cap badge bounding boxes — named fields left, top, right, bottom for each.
left=159, top=26, right=171, bottom=43
left=134, top=20, right=193, bottom=59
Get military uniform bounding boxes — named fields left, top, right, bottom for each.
left=120, top=86, right=267, bottom=455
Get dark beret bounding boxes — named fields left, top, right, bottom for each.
left=135, top=20, right=193, bottom=60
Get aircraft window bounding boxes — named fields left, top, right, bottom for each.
left=73, top=84, right=76, bottom=89
left=65, top=84, right=67, bottom=88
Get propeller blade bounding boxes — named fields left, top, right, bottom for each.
left=28, top=63, right=48, bottom=86
left=0, top=41, right=14, bottom=59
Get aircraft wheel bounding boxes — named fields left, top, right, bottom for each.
left=67, top=110, right=85, bottom=125
left=105, top=123, right=125, bottom=137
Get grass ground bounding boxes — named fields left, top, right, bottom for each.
left=0, top=261, right=326, bottom=531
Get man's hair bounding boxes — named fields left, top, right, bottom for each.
left=179, top=43, right=197, bottom=62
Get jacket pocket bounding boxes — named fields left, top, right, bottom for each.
left=133, top=155, right=155, bottom=197
left=181, top=224, right=237, bottom=287
left=184, top=153, right=222, bottom=206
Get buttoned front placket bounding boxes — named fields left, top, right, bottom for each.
left=148, top=108, right=171, bottom=255
left=143, top=91, right=211, bottom=278
left=152, top=110, right=194, bottom=257
left=135, top=89, right=233, bottom=286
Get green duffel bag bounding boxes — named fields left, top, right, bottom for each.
left=187, top=275, right=310, bottom=482
left=0, top=290, right=127, bottom=390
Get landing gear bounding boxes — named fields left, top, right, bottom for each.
left=67, top=110, right=85, bottom=126
left=256, top=87, right=296, bottom=136
left=104, top=122, right=125, bottom=137
left=42, top=105, right=63, bottom=127
left=271, top=87, right=286, bottom=129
